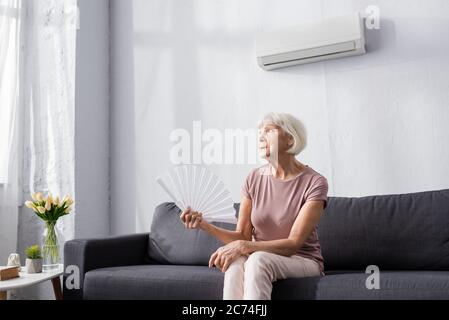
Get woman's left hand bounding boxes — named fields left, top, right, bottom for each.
left=209, top=240, right=249, bottom=272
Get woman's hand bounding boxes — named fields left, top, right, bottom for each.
left=180, top=207, right=205, bottom=229
left=209, top=240, right=249, bottom=272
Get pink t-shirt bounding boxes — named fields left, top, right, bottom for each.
left=241, top=164, right=329, bottom=275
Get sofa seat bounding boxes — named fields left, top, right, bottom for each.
left=272, top=270, right=449, bottom=300
left=83, top=265, right=225, bottom=300
left=83, top=264, right=449, bottom=300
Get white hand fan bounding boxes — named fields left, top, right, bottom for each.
left=156, top=165, right=237, bottom=223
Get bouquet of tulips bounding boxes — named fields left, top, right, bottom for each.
left=24, top=192, right=74, bottom=268
left=25, top=192, right=74, bottom=223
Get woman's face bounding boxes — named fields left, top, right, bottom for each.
left=258, top=123, right=293, bottom=160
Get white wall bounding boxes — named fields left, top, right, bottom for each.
left=110, top=0, right=136, bottom=235
left=110, top=0, right=449, bottom=234
left=74, top=0, right=110, bottom=239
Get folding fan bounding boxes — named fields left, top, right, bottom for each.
left=156, top=165, right=237, bottom=223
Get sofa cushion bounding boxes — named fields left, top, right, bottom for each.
left=317, top=189, right=449, bottom=271
left=147, top=202, right=237, bottom=265
left=272, top=270, right=449, bottom=300
left=83, top=265, right=449, bottom=300
left=83, top=265, right=225, bottom=300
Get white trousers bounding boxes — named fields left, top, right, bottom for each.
left=223, top=251, right=321, bottom=300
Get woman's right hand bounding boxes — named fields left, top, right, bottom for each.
left=180, top=207, right=205, bottom=229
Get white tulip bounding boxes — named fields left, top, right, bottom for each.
left=32, top=192, right=44, bottom=201
left=45, top=198, right=52, bottom=211
left=25, top=201, right=35, bottom=209
left=37, top=206, right=46, bottom=214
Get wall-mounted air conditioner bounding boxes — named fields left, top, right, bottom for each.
left=255, top=13, right=366, bottom=70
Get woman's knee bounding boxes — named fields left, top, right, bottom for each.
left=244, top=251, right=274, bottom=277
left=245, top=251, right=273, bottom=265
left=225, top=256, right=247, bottom=273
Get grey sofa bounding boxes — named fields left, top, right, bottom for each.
left=64, top=188, right=449, bottom=300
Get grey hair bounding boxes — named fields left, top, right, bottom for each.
left=258, top=112, right=307, bottom=155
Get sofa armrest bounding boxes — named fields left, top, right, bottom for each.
left=63, top=233, right=150, bottom=300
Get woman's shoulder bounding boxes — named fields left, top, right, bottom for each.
left=304, top=166, right=328, bottom=186
left=250, top=164, right=271, bottom=176
left=243, top=164, right=270, bottom=182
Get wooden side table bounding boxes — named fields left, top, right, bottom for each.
left=0, top=264, right=63, bottom=300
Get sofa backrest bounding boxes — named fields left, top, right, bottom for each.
left=317, top=188, right=449, bottom=271
left=150, top=188, right=449, bottom=271
left=147, top=202, right=238, bottom=265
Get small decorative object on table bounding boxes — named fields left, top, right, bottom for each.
left=0, top=266, right=20, bottom=281
left=6, top=253, right=21, bottom=268
left=25, top=192, right=74, bottom=271
left=25, top=245, right=43, bottom=274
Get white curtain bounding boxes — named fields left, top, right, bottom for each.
left=0, top=0, right=21, bottom=264
left=0, top=0, right=77, bottom=264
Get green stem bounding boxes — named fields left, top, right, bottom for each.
left=42, top=222, right=59, bottom=264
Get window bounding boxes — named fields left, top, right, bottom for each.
left=0, top=0, right=21, bottom=184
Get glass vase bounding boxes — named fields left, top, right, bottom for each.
left=42, top=222, right=62, bottom=271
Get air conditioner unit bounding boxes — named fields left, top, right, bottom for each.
left=255, top=13, right=366, bottom=70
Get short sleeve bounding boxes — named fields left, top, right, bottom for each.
left=241, top=171, right=253, bottom=200
left=305, top=176, right=329, bottom=210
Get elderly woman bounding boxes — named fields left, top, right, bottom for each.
left=180, top=112, right=329, bottom=300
